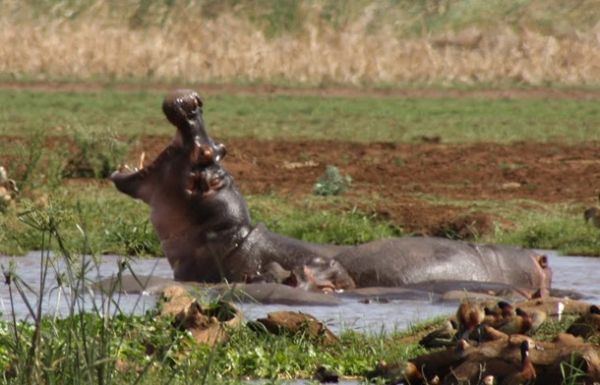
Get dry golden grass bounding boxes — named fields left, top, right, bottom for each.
left=2, top=1, right=600, bottom=86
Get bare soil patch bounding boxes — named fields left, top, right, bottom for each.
left=135, top=137, right=600, bottom=236
left=4, top=135, right=599, bottom=237
left=4, top=81, right=600, bottom=100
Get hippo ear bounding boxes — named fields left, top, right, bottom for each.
left=194, top=93, right=203, bottom=108
left=537, top=255, right=549, bottom=268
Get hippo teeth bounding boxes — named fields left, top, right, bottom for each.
left=115, top=152, right=149, bottom=175
left=138, top=152, right=146, bottom=170
left=117, top=164, right=134, bottom=173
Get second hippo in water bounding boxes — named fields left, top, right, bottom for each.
left=111, top=89, right=552, bottom=298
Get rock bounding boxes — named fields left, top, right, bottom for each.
left=159, top=285, right=242, bottom=346
left=253, top=311, right=338, bottom=345
left=313, top=366, right=339, bottom=383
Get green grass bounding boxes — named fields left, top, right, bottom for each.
left=495, top=215, right=600, bottom=256
left=0, top=309, right=427, bottom=384
left=249, top=194, right=401, bottom=245
left=0, top=188, right=398, bottom=256
left=410, top=193, right=600, bottom=255
left=4, top=182, right=599, bottom=256
left=2, top=89, right=600, bottom=143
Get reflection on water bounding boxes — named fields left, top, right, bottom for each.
left=0, top=250, right=598, bottom=333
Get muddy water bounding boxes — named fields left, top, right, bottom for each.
left=0, top=251, right=598, bottom=334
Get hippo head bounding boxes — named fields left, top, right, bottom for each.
left=111, top=90, right=229, bottom=203
left=111, top=90, right=252, bottom=276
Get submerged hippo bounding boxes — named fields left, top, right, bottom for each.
left=110, top=89, right=552, bottom=298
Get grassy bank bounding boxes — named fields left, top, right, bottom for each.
left=2, top=1, right=600, bottom=87
left=0, top=311, right=429, bottom=384
left=1, top=88, right=599, bottom=256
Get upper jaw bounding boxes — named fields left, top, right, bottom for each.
left=163, top=89, right=226, bottom=164
left=163, top=89, right=208, bottom=145
left=111, top=90, right=229, bottom=196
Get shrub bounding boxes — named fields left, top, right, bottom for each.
left=313, top=165, right=352, bottom=196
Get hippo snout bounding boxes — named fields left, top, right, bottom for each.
left=162, top=89, right=203, bottom=131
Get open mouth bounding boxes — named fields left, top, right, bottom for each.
left=111, top=89, right=230, bottom=200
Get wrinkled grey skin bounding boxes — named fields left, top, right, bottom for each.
left=111, top=89, right=552, bottom=298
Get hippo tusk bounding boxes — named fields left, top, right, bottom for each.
left=138, top=152, right=146, bottom=170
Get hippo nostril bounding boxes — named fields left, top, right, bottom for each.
left=180, top=93, right=200, bottom=115
left=202, top=147, right=214, bottom=162
left=191, top=143, right=215, bottom=165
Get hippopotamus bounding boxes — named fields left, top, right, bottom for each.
left=110, top=89, right=552, bottom=299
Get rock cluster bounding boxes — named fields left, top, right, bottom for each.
left=159, top=285, right=242, bottom=346
left=248, top=310, right=339, bottom=346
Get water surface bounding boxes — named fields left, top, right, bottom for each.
left=0, top=251, right=598, bottom=334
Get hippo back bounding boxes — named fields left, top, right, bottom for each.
left=334, top=236, right=546, bottom=292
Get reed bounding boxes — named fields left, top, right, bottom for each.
left=0, top=205, right=162, bottom=385
left=2, top=1, right=600, bottom=86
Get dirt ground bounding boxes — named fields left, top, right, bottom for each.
left=131, top=136, right=600, bottom=237
left=4, top=81, right=600, bottom=100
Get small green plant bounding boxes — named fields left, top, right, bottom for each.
left=560, top=352, right=588, bottom=385
left=16, top=128, right=46, bottom=192
left=62, top=127, right=129, bottom=179
left=313, top=165, right=352, bottom=196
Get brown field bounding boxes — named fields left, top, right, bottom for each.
left=2, top=1, right=600, bottom=87
left=129, top=135, right=600, bottom=237
left=2, top=79, right=599, bottom=251
left=2, top=81, right=599, bottom=241
left=4, top=124, right=599, bottom=239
